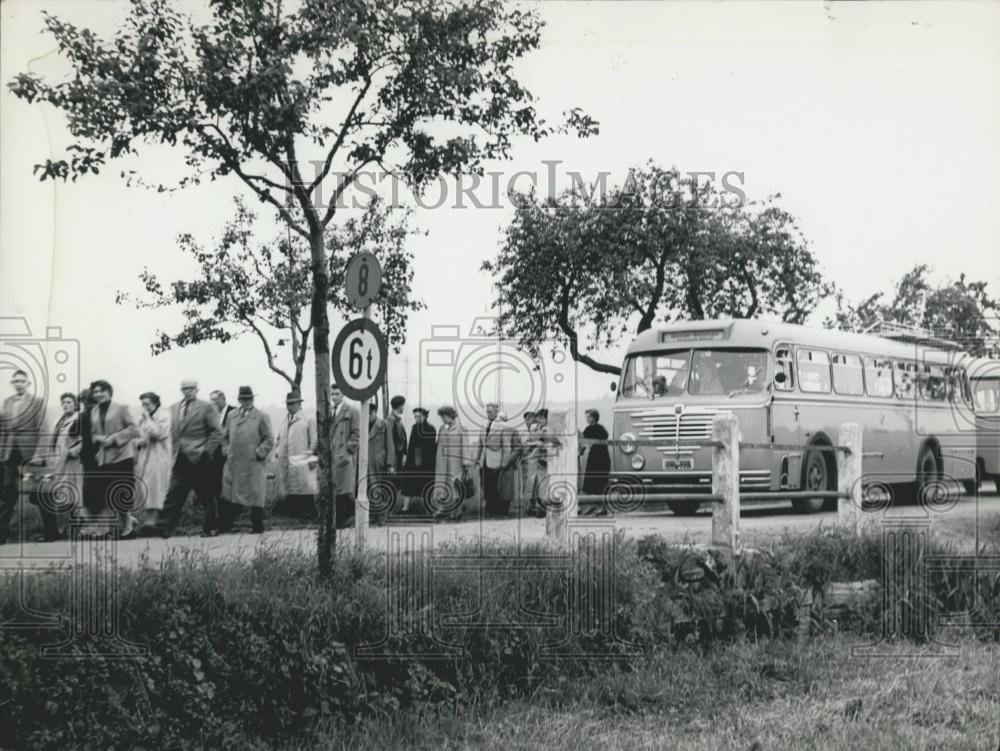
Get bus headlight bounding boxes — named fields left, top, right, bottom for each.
left=618, top=432, right=638, bottom=454
left=630, top=454, right=646, bottom=470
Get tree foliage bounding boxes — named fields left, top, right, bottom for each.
left=483, top=164, right=831, bottom=374
left=828, top=263, right=1000, bottom=350
left=117, top=196, right=424, bottom=390
left=11, top=0, right=595, bottom=575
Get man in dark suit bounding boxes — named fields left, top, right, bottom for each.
left=141, top=379, right=222, bottom=538
left=0, top=369, right=45, bottom=545
left=385, top=395, right=407, bottom=519
left=209, top=389, right=235, bottom=516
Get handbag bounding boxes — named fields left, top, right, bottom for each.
left=453, top=466, right=476, bottom=501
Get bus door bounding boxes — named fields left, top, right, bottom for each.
left=770, top=345, right=803, bottom=487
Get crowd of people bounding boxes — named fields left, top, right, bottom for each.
left=0, top=368, right=613, bottom=544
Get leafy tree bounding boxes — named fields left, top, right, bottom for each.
left=828, top=263, right=999, bottom=349
left=117, top=196, right=424, bottom=393
left=483, top=164, right=830, bottom=375
left=11, top=0, right=596, bottom=575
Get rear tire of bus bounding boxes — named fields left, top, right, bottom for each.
left=914, top=445, right=940, bottom=507
left=667, top=501, right=702, bottom=516
left=793, top=448, right=833, bottom=514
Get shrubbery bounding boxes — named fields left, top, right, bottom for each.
left=1, top=529, right=996, bottom=750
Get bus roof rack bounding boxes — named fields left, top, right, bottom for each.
left=862, top=320, right=963, bottom=350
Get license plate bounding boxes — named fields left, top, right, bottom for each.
left=662, top=458, right=694, bottom=471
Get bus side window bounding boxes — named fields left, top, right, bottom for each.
left=774, top=347, right=794, bottom=391
left=894, top=361, right=916, bottom=400
left=797, top=349, right=831, bottom=393
left=832, top=353, right=864, bottom=396
left=919, top=364, right=947, bottom=401
left=864, top=357, right=893, bottom=397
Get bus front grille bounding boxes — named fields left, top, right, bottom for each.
left=634, top=408, right=725, bottom=448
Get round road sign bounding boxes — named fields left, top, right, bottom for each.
left=331, top=318, right=388, bottom=401
left=344, top=252, right=383, bottom=310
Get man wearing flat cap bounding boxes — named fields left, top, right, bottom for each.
left=221, top=386, right=274, bottom=534
left=274, top=390, right=317, bottom=518
left=142, top=379, right=222, bottom=538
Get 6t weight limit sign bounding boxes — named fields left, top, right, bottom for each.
left=331, top=318, right=388, bottom=402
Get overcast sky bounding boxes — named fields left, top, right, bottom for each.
left=1, top=0, right=998, bottom=421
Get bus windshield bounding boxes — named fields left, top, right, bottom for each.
left=620, top=348, right=768, bottom=398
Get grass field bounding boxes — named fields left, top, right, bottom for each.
left=336, top=635, right=999, bottom=751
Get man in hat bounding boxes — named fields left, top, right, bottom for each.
left=475, top=402, right=522, bottom=518
left=273, top=390, right=317, bottom=518
left=141, top=379, right=222, bottom=537
left=220, top=386, right=274, bottom=534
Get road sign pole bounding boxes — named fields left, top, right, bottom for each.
left=356, top=303, right=372, bottom=549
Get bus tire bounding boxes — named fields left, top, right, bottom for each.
left=793, top=448, right=832, bottom=514
left=915, top=445, right=940, bottom=507
left=962, top=479, right=978, bottom=496
left=667, top=501, right=701, bottom=516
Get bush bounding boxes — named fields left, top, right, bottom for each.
left=0, top=529, right=996, bottom=750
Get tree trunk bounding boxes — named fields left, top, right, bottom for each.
left=310, top=228, right=336, bottom=577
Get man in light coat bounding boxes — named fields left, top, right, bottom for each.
left=274, top=391, right=317, bottom=518
left=475, top=403, right=523, bottom=518
left=141, top=379, right=221, bottom=538
left=222, top=386, right=274, bottom=534
left=330, top=384, right=360, bottom=529
left=0, top=369, right=45, bottom=545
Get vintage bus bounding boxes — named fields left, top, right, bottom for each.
left=969, top=356, right=1000, bottom=493
left=610, top=319, right=978, bottom=514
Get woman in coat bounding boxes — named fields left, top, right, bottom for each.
left=401, top=408, right=436, bottom=513
left=434, top=406, right=472, bottom=520
left=223, top=387, right=275, bottom=533
left=134, top=392, right=172, bottom=526
left=579, top=408, right=611, bottom=515
left=29, top=392, right=83, bottom=540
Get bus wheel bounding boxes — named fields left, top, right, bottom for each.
left=915, top=447, right=939, bottom=506
left=793, top=449, right=830, bottom=514
left=962, top=479, right=978, bottom=496
left=667, top=501, right=701, bottom=516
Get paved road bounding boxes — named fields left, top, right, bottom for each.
left=3, top=491, right=999, bottom=572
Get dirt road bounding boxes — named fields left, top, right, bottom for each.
left=4, top=489, right=998, bottom=572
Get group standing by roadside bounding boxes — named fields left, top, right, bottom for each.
left=0, top=367, right=614, bottom=544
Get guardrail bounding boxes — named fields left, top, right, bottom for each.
left=550, top=415, right=869, bottom=552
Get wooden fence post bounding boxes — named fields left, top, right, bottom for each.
left=546, top=415, right=579, bottom=546
left=837, top=422, right=864, bottom=535
left=711, top=414, right=740, bottom=553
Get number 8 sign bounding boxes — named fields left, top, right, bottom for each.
left=331, top=318, right=388, bottom=401
left=344, top=251, right=383, bottom=310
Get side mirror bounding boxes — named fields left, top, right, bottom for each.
left=774, top=371, right=787, bottom=385
left=610, top=381, right=617, bottom=393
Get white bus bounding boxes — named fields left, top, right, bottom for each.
left=611, top=319, right=978, bottom=514
left=969, top=356, right=1000, bottom=493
